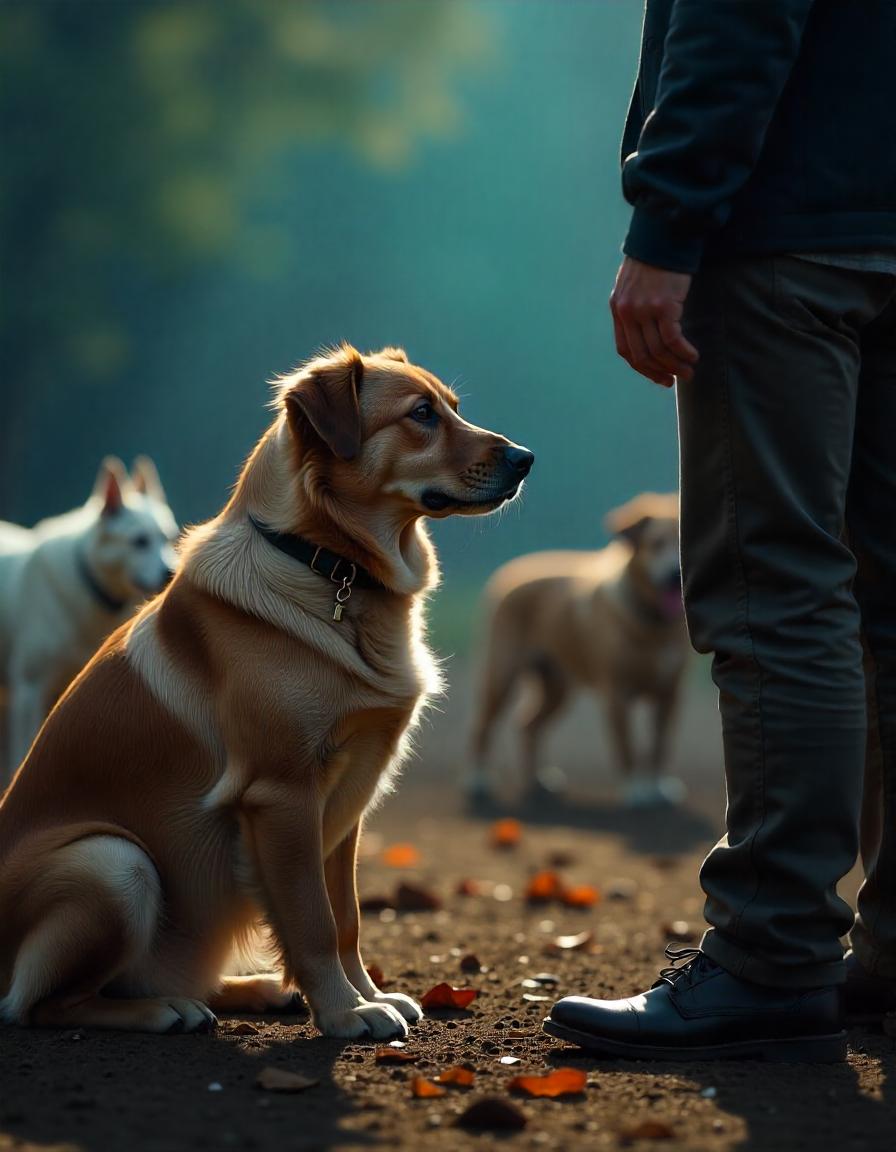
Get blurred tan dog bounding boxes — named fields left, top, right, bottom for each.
left=0, top=457, right=178, bottom=780
left=0, top=345, right=532, bottom=1040
left=467, top=493, right=689, bottom=807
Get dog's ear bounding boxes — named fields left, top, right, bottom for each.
left=605, top=492, right=678, bottom=545
left=93, top=457, right=127, bottom=517
left=375, top=346, right=408, bottom=363
left=284, top=346, right=364, bottom=461
left=131, top=455, right=167, bottom=502
left=605, top=495, right=654, bottom=547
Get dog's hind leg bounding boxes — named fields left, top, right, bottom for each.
left=1, top=835, right=215, bottom=1034
left=518, top=657, right=569, bottom=799
left=466, top=624, right=521, bottom=802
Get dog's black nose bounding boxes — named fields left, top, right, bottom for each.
left=504, top=445, right=535, bottom=476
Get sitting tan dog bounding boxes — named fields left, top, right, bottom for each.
left=0, top=345, right=533, bottom=1039
left=467, top=493, right=688, bottom=807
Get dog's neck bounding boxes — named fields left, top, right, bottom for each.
left=211, top=421, right=439, bottom=599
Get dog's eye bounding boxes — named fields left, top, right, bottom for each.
left=409, top=402, right=436, bottom=424
left=133, top=534, right=150, bottom=549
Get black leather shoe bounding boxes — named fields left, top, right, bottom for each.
left=842, top=949, right=896, bottom=1024
left=543, top=946, right=846, bottom=1063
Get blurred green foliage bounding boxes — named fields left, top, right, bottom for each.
left=1, top=0, right=489, bottom=487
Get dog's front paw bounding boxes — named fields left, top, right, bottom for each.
left=315, top=1002, right=409, bottom=1040
left=371, top=991, right=423, bottom=1022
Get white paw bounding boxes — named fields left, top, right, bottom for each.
left=371, top=991, right=423, bottom=1022
left=157, top=998, right=218, bottom=1034
left=315, top=1002, right=409, bottom=1040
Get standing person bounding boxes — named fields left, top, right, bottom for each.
left=544, top=0, right=896, bottom=1062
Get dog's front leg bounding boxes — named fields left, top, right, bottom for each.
left=325, top=823, right=422, bottom=1023
left=241, top=782, right=408, bottom=1040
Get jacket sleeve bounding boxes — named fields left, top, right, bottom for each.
left=622, top=0, right=817, bottom=273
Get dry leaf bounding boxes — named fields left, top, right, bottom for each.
left=256, top=1067, right=318, bottom=1093
left=562, top=884, right=601, bottom=909
left=459, top=953, right=482, bottom=973
left=546, top=849, right=577, bottom=868
left=509, top=1067, right=587, bottom=1098
left=552, top=930, right=594, bottom=951
left=525, top=871, right=566, bottom=904
left=619, top=1119, right=675, bottom=1142
left=457, top=1097, right=527, bottom=1131
left=434, top=1065, right=476, bottom=1086
left=490, top=818, right=523, bottom=847
left=456, top=878, right=480, bottom=897
left=521, top=972, right=560, bottom=988
left=359, top=895, right=394, bottom=913
left=421, top=982, right=479, bottom=1010
left=375, top=1046, right=418, bottom=1064
left=395, top=882, right=441, bottom=912
left=411, top=1077, right=446, bottom=1098
left=230, top=1021, right=259, bottom=1035
left=366, top=964, right=385, bottom=988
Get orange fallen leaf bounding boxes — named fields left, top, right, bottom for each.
left=552, top=930, right=594, bottom=951
left=619, top=1119, right=675, bottom=1142
left=490, top=818, right=523, bottom=847
left=434, top=1065, right=475, bottom=1086
left=509, top=1067, right=587, bottom=1098
left=382, top=843, right=420, bottom=868
left=411, top=1077, right=446, bottom=1098
left=421, top=982, right=479, bottom=1010
left=256, top=1066, right=319, bottom=1092
left=562, top=884, right=601, bottom=909
left=525, top=870, right=566, bottom=904
left=375, top=1046, right=418, bottom=1064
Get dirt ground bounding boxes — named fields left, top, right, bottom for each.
left=1, top=662, right=893, bottom=1152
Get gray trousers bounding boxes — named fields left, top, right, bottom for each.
left=678, top=255, right=896, bottom=987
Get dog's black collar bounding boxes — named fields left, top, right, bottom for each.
left=77, top=550, right=128, bottom=613
left=248, top=515, right=383, bottom=591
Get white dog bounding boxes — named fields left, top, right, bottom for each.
left=0, top=456, right=178, bottom=779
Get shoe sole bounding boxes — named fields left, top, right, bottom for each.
left=542, top=1017, right=847, bottom=1063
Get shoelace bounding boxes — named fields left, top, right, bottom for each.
left=653, top=945, right=710, bottom=990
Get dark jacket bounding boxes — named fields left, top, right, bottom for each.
left=622, top=0, right=896, bottom=273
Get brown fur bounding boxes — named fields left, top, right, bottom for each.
left=0, top=345, right=531, bottom=1038
left=469, top=493, right=690, bottom=804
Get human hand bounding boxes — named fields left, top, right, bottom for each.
left=610, top=256, right=699, bottom=387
